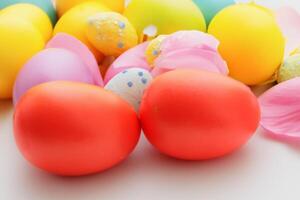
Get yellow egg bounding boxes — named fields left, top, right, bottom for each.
left=145, top=35, right=167, bottom=66
left=56, top=0, right=124, bottom=17
left=208, top=3, right=285, bottom=85
left=124, top=0, right=206, bottom=40
left=0, top=17, right=44, bottom=99
left=0, top=3, right=52, bottom=42
left=54, top=2, right=110, bottom=62
left=86, top=12, right=138, bottom=57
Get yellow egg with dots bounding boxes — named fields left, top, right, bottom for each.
left=86, top=12, right=138, bottom=57
left=0, top=3, right=52, bottom=42
left=54, top=2, right=110, bottom=62
left=208, top=3, right=285, bottom=85
left=0, top=17, right=44, bottom=99
left=145, top=35, right=168, bottom=66
left=56, top=0, right=125, bottom=17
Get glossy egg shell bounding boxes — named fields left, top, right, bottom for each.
left=14, top=81, right=141, bottom=176
left=140, top=70, right=260, bottom=160
left=0, top=0, right=57, bottom=24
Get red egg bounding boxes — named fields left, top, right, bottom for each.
left=14, top=81, right=141, bottom=176
left=140, top=70, right=260, bottom=160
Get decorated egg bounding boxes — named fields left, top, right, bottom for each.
left=86, top=12, right=138, bottom=57
left=145, top=35, right=167, bottom=66
left=208, top=3, right=285, bottom=85
left=54, top=2, right=109, bottom=62
left=105, top=68, right=153, bottom=112
left=13, top=48, right=98, bottom=105
left=14, top=81, right=141, bottom=176
left=124, top=0, right=206, bottom=40
left=46, top=33, right=103, bottom=86
left=0, top=0, right=57, bottom=24
left=140, top=70, right=260, bottom=160
left=277, top=54, right=300, bottom=83
left=56, top=0, right=125, bottom=17
left=0, top=17, right=44, bottom=99
left=0, top=3, right=52, bottom=42
left=192, top=0, right=235, bottom=25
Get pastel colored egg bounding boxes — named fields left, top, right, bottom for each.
left=124, top=0, right=206, bottom=40
left=140, top=70, right=260, bottom=160
left=56, top=0, right=125, bottom=17
left=46, top=33, right=103, bottom=86
left=277, top=54, right=300, bottom=83
left=86, top=12, right=138, bottom=57
left=0, top=17, right=44, bottom=99
left=105, top=68, right=153, bottom=112
left=145, top=35, right=167, bottom=66
left=54, top=2, right=110, bottom=62
left=208, top=3, right=285, bottom=85
left=14, top=81, right=141, bottom=176
left=13, top=48, right=98, bottom=105
left=0, top=3, right=52, bottom=42
left=104, top=42, right=151, bottom=83
left=0, top=0, right=57, bottom=24
left=192, top=0, right=235, bottom=25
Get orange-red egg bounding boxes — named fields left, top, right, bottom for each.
left=140, top=70, right=260, bottom=160
left=14, top=81, right=141, bottom=176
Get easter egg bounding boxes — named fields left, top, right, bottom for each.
left=56, top=0, right=124, bottom=17
left=105, top=68, right=153, bottom=112
left=0, top=17, right=44, bottom=99
left=140, top=70, right=260, bottom=160
left=277, top=54, right=300, bottom=83
left=14, top=81, right=141, bottom=176
left=46, top=33, right=103, bottom=86
left=192, top=0, right=235, bottom=25
left=54, top=2, right=109, bottom=62
left=0, top=0, right=57, bottom=24
left=145, top=35, right=167, bottom=66
left=13, top=48, right=98, bottom=105
left=124, top=0, right=206, bottom=40
left=208, top=3, right=285, bottom=85
left=86, top=12, right=138, bottom=57
left=0, top=3, right=52, bottom=42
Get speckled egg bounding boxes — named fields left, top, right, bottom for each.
left=104, top=68, right=153, bottom=112
left=86, top=12, right=138, bottom=57
left=278, top=54, right=300, bottom=83
left=145, top=35, right=167, bottom=66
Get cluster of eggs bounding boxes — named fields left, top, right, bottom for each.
left=0, top=0, right=289, bottom=176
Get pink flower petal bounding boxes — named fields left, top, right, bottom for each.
left=259, top=77, right=300, bottom=138
left=104, top=42, right=151, bottom=83
left=46, top=33, right=103, bottom=86
left=160, top=31, right=220, bottom=54
left=276, top=6, right=300, bottom=56
left=152, top=47, right=228, bottom=77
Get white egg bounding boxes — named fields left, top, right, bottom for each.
left=104, top=68, right=153, bottom=112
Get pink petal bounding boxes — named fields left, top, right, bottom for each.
left=46, top=33, right=103, bottom=86
left=276, top=6, right=300, bottom=56
left=259, top=77, right=300, bottom=138
left=152, top=47, right=228, bottom=77
left=160, top=31, right=220, bottom=54
left=104, top=42, right=151, bottom=83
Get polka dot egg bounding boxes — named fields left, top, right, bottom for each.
left=104, top=68, right=153, bottom=112
left=86, top=12, right=138, bottom=57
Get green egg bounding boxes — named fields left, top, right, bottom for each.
left=278, top=54, right=300, bottom=83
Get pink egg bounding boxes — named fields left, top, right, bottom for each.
left=13, top=48, right=96, bottom=105
left=104, top=42, right=151, bottom=84
left=46, top=33, right=103, bottom=86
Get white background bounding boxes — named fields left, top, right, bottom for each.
left=1, top=1, right=300, bottom=200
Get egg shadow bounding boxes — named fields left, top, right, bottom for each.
left=0, top=99, right=13, bottom=117
left=13, top=133, right=259, bottom=200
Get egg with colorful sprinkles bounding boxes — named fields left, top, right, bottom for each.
left=86, top=12, right=138, bottom=57
left=104, top=68, right=153, bottom=112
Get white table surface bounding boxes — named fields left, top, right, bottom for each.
left=2, top=1, right=300, bottom=200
